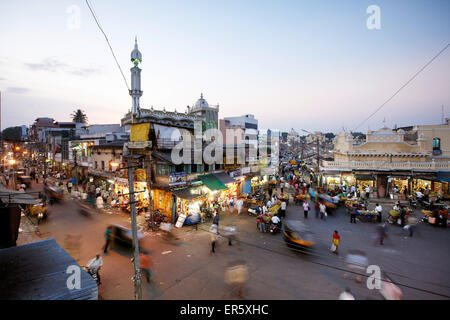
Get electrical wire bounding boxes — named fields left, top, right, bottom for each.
left=354, top=43, right=450, bottom=131
left=85, top=0, right=130, bottom=91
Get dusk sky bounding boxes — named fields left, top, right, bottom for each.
left=0, top=0, right=449, bottom=133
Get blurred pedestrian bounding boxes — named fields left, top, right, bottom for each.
left=319, top=202, right=327, bottom=220
left=103, top=227, right=112, bottom=253
left=375, top=203, right=383, bottom=223
left=236, top=198, right=243, bottom=215
left=139, top=251, right=153, bottom=283
left=303, top=201, right=310, bottom=219
left=339, top=287, right=355, bottom=300
left=213, top=211, right=220, bottom=227
left=224, top=262, right=249, bottom=300
left=280, top=200, right=287, bottom=218
left=210, top=224, right=218, bottom=253
left=224, top=226, right=237, bottom=246
left=376, top=224, right=387, bottom=245
left=332, top=230, right=340, bottom=254
left=350, top=205, right=357, bottom=223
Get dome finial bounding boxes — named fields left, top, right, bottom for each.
left=200, top=93, right=203, bottom=99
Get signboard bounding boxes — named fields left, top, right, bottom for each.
left=169, top=172, right=187, bottom=186
left=241, top=167, right=250, bottom=174
left=135, top=169, right=146, bottom=182
left=127, top=141, right=152, bottom=149
left=175, top=214, right=187, bottom=228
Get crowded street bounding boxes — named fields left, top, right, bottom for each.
left=9, top=164, right=450, bottom=300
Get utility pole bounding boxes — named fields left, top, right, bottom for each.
left=127, top=152, right=142, bottom=300
left=316, top=136, right=320, bottom=188
left=145, top=151, right=154, bottom=231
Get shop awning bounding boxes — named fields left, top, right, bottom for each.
left=198, top=174, right=227, bottom=191
left=354, top=174, right=376, bottom=181
left=172, top=187, right=203, bottom=200
left=213, top=172, right=235, bottom=185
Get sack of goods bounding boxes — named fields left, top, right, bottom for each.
left=330, top=244, right=337, bottom=252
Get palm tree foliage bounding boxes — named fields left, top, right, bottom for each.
left=71, top=109, right=88, bottom=124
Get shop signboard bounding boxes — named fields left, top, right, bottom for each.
left=127, top=141, right=152, bottom=149
left=175, top=214, right=187, bottom=228
left=135, top=169, right=146, bottom=182
left=169, top=172, right=187, bottom=186
left=241, top=167, right=251, bottom=175
left=229, top=169, right=241, bottom=178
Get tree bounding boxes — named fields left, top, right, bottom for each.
left=1, top=126, right=23, bottom=142
left=352, top=132, right=366, bottom=139
left=71, top=109, right=88, bottom=124
left=324, top=132, right=335, bottom=140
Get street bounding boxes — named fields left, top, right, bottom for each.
left=24, top=181, right=450, bottom=300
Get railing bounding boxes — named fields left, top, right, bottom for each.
left=321, top=160, right=450, bottom=170
left=156, top=138, right=183, bottom=149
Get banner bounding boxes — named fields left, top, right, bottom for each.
left=135, top=169, right=146, bottom=182
left=130, top=123, right=150, bottom=142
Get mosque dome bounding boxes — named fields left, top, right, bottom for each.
left=192, top=93, right=209, bottom=110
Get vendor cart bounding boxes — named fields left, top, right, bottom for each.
left=355, top=209, right=377, bottom=222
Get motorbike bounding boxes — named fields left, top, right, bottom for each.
left=83, top=266, right=100, bottom=285
left=408, top=196, right=417, bottom=209
left=248, top=206, right=262, bottom=216
left=145, top=211, right=168, bottom=230
left=269, top=222, right=282, bottom=234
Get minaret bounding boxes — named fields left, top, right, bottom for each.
left=129, top=37, right=143, bottom=114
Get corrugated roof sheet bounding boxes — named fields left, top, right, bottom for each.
left=0, top=239, right=98, bottom=300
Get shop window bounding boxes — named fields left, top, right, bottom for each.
left=184, top=164, right=192, bottom=174
left=433, top=138, right=442, bottom=155
left=156, top=164, right=169, bottom=176
left=101, top=161, right=105, bottom=170
left=197, top=164, right=204, bottom=173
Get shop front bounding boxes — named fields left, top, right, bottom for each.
left=355, top=174, right=377, bottom=199
left=251, top=175, right=269, bottom=193
left=172, top=185, right=206, bottom=220
left=387, top=176, right=410, bottom=200
left=152, top=189, right=173, bottom=221
left=113, top=177, right=149, bottom=212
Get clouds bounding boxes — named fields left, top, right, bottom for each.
left=24, top=57, right=102, bottom=77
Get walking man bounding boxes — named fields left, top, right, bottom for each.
left=139, top=251, right=153, bottom=283
left=350, top=205, right=357, bottom=223
left=210, top=224, right=218, bottom=253
left=303, top=201, right=310, bottom=219
left=103, top=227, right=112, bottom=254
left=280, top=200, right=287, bottom=219
left=375, top=203, right=383, bottom=223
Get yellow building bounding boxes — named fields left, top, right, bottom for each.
left=321, top=123, right=450, bottom=199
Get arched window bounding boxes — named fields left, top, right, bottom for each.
left=433, top=138, right=441, bottom=150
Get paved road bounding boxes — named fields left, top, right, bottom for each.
left=24, top=181, right=450, bottom=300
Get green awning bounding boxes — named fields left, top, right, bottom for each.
left=199, top=174, right=228, bottom=191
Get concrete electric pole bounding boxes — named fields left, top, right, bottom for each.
left=127, top=153, right=142, bottom=300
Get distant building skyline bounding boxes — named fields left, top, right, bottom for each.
left=0, top=0, right=449, bottom=132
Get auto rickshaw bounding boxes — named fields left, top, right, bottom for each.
left=283, top=220, right=315, bottom=249
left=23, top=199, right=48, bottom=224
left=44, top=185, right=64, bottom=202
left=108, top=223, right=145, bottom=249
left=17, top=175, right=32, bottom=188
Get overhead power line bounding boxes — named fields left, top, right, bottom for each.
left=354, top=43, right=450, bottom=131
left=85, top=0, right=130, bottom=91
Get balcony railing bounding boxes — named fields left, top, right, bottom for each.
left=321, top=160, right=450, bottom=171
